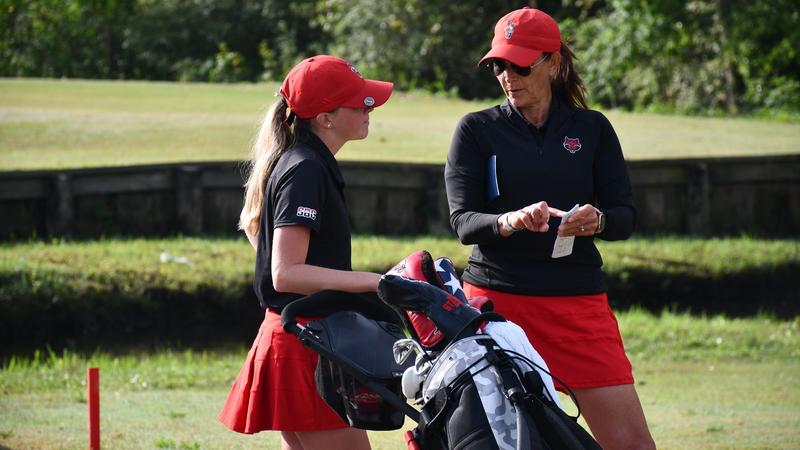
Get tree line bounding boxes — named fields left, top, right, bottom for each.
left=1, top=0, right=797, bottom=115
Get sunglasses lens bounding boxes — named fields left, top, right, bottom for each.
left=490, top=60, right=504, bottom=76
left=490, top=60, right=532, bottom=76
left=513, top=64, right=531, bottom=76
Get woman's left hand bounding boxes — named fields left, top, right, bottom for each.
left=557, top=204, right=600, bottom=237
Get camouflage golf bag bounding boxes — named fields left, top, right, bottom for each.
left=379, top=250, right=601, bottom=450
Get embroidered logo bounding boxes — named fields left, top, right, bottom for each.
left=563, top=136, right=582, bottom=154
left=296, top=206, right=317, bottom=220
left=441, top=296, right=462, bottom=312
left=347, top=62, right=361, bottom=76
left=504, top=22, right=515, bottom=39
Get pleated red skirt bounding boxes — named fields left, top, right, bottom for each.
left=218, top=309, right=349, bottom=433
left=464, top=282, right=634, bottom=391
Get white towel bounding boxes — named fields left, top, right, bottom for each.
left=481, top=320, right=563, bottom=409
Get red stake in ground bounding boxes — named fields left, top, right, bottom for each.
left=88, top=367, right=100, bottom=450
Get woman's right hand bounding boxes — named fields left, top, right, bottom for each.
left=504, top=201, right=565, bottom=234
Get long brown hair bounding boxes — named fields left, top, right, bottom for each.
left=238, top=97, right=310, bottom=236
left=551, top=40, right=588, bottom=109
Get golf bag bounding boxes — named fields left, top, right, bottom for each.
left=379, top=251, right=601, bottom=450
left=281, top=250, right=601, bottom=450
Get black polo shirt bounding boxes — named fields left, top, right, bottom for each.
left=253, top=131, right=352, bottom=310
left=444, top=99, right=636, bottom=296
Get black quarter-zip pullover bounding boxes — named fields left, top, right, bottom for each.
left=445, top=99, right=635, bottom=296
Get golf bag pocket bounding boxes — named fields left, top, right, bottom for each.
left=420, top=336, right=518, bottom=450
left=419, top=375, right=505, bottom=450
left=309, top=310, right=411, bottom=430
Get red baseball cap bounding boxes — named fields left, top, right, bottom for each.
left=478, top=8, right=561, bottom=67
left=279, top=55, right=394, bottom=119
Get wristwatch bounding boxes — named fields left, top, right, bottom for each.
left=595, top=209, right=606, bottom=235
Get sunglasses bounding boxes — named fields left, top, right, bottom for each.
left=488, top=55, right=550, bottom=77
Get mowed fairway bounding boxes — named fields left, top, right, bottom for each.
left=1, top=361, right=798, bottom=449
left=1, top=78, right=799, bottom=171
left=1, top=310, right=798, bottom=449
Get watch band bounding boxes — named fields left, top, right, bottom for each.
left=501, top=213, right=523, bottom=233
left=595, top=209, right=606, bottom=234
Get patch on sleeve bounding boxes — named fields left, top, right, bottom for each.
left=296, top=206, right=317, bottom=220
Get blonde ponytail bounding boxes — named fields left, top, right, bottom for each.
left=238, top=97, right=295, bottom=237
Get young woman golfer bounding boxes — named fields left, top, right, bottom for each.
left=218, top=55, right=393, bottom=450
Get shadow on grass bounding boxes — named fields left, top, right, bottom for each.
left=606, top=262, right=800, bottom=318
left=1, top=261, right=797, bottom=359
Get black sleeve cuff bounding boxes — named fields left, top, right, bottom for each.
left=598, top=205, right=635, bottom=241
left=451, top=211, right=504, bottom=245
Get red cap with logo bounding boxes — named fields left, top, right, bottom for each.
left=279, top=55, right=394, bottom=119
left=478, top=8, right=561, bottom=67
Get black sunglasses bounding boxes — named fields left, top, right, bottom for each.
left=488, top=55, right=550, bottom=77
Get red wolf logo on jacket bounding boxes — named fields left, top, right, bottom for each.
left=563, top=136, right=582, bottom=153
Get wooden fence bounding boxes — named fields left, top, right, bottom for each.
left=1, top=154, right=798, bottom=239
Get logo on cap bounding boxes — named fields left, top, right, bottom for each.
left=363, top=96, right=375, bottom=107
left=347, top=63, right=361, bottom=76
left=504, top=22, right=515, bottom=39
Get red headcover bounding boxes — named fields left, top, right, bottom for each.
left=386, top=250, right=445, bottom=349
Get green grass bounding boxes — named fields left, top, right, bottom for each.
left=0, top=310, right=798, bottom=449
left=0, top=236, right=797, bottom=447
left=2, top=235, right=797, bottom=286
left=0, top=234, right=796, bottom=342
left=596, top=236, right=800, bottom=278
left=1, top=310, right=797, bottom=395
left=0, top=235, right=797, bottom=447
left=1, top=78, right=799, bottom=171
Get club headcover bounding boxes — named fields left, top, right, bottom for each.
left=386, top=249, right=437, bottom=283
left=385, top=250, right=445, bottom=349
left=378, top=274, right=481, bottom=343
left=467, top=295, right=494, bottom=312
left=431, top=257, right=467, bottom=303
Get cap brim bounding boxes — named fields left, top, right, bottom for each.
left=477, top=45, right=543, bottom=68
left=340, top=79, right=394, bottom=109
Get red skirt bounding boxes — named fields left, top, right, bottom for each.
left=218, top=309, right=349, bottom=433
left=464, top=282, right=634, bottom=391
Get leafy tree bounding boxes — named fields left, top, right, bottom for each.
left=0, top=0, right=329, bottom=82
left=0, top=0, right=796, bottom=114
left=727, top=0, right=800, bottom=113
left=0, top=0, right=133, bottom=78
left=320, top=0, right=521, bottom=98
left=562, top=0, right=799, bottom=115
